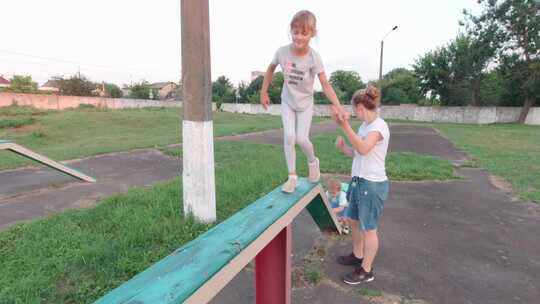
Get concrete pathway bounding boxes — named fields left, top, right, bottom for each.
left=0, top=149, right=179, bottom=230
left=211, top=122, right=540, bottom=304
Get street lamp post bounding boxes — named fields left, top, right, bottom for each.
left=378, top=26, right=398, bottom=82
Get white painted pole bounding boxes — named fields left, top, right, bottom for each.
left=181, top=0, right=216, bottom=223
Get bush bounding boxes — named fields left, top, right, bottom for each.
left=77, top=104, right=96, bottom=109
left=382, top=87, right=409, bottom=105
left=0, top=118, right=35, bottom=129
left=381, top=69, right=422, bottom=104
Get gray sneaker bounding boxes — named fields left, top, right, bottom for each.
left=343, top=266, right=374, bottom=285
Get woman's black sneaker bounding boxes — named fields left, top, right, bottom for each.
left=343, top=266, right=374, bottom=285
left=337, top=253, right=363, bottom=266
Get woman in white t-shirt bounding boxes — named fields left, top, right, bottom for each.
left=334, top=85, right=390, bottom=285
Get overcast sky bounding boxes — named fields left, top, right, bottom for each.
left=0, top=0, right=482, bottom=87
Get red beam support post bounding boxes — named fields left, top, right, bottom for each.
left=255, top=225, right=292, bottom=304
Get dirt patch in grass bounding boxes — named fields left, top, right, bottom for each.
left=488, top=174, right=514, bottom=195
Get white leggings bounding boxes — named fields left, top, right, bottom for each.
left=281, top=102, right=316, bottom=173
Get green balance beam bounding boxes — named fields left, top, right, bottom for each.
left=94, top=178, right=340, bottom=304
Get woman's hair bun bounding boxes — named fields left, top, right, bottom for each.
left=365, top=85, right=380, bottom=101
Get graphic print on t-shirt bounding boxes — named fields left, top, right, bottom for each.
left=285, top=61, right=305, bottom=86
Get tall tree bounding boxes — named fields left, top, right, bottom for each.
left=450, top=34, right=498, bottom=105
left=329, top=70, right=365, bottom=102
left=268, top=72, right=284, bottom=103
left=414, top=34, right=498, bottom=106
left=246, top=76, right=263, bottom=104
left=238, top=73, right=283, bottom=104
left=105, top=83, right=123, bottom=98
left=460, top=10, right=501, bottom=106
left=413, top=45, right=453, bottom=104
left=9, top=75, right=38, bottom=93
left=382, top=68, right=421, bottom=104
left=212, top=76, right=236, bottom=109
left=465, top=0, right=539, bottom=122
left=58, top=75, right=96, bottom=97
left=128, top=81, right=152, bottom=99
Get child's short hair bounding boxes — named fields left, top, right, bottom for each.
left=326, top=178, right=341, bottom=190
left=351, top=85, right=381, bottom=110
left=290, top=10, right=317, bottom=34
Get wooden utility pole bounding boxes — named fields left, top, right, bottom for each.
left=181, top=0, right=216, bottom=223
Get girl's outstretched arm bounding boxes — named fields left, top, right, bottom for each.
left=260, top=64, right=277, bottom=110
left=337, top=118, right=381, bottom=156
left=318, top=72, right=349, bottom=120
left=335, top=135, right=354, bottom=158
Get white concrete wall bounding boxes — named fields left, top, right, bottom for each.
left=2, top=92, right=538, bottom=125
left=0, top=92, right=182, bottom=110
left=217, top=103, right=540, bottom=125
left=525, top=107, right=540, bottom=125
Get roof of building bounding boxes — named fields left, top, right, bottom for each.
left=0, top=75, right=10, bottom=85
left=150, top=82, right=177, bottom=89
left=41, top=80, right=61, bottom=88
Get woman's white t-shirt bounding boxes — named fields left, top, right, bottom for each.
left=351, top=117, right=390, bottom=182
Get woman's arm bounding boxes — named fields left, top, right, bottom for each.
left=260, top=64, right=277, bottom=109
left=338, top=119, right=382, bottom=156
left=335, top=135, right=354, bottom=158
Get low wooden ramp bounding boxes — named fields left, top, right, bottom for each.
left=0, top=140, right=96, bottom=183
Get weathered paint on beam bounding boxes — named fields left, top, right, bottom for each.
left=94, top=178, right=340, bottom=304
left=0, top=141, right=96, bottom=183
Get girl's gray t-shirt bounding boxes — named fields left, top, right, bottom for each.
left=271, top=44, right=324, bottom=111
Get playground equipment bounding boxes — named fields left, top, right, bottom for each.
left=0, top=140, right=96, bottom=183
left=93, top=2, right=339, bottom=302
left=95, top=178, right=341, bottom=304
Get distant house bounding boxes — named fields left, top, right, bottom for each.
left=0, top=75, right=10, bottom=88
left=121, top=85, right=131, bottom=98
left=150, top=82, right=178, bottom=100
left=92, top=82, right=106, bottom=97
left=251, top=71, right=265, bottom=81
left=39, top=80, right=61, bottom=92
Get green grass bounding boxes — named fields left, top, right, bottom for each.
left=0, top=132, right=456, bottom=302
left=0, top=141, right=299, bottom=303
left=435, top=123, right=540, bottom=203
left=0, top=118, right=35, bottom=129
left=305, top=270, right=323, bottom=285
left=0, top=105, right=53, bottom=116
left=0, top=111, right=461, bottom=302
left=162, top=130, right=456, bottom=181
left=357, top=287, right=383, bottom=297
left=0, top=106, right=284, bottom=170
left=312, top=131, right=456, bottom=181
